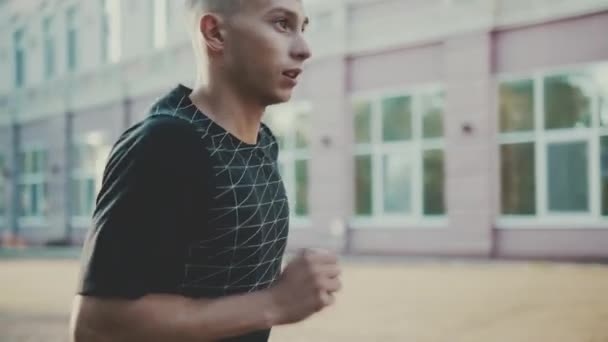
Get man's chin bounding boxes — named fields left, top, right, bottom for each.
left=264, top=90, right=293, bottom=106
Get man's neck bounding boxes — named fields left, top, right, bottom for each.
left=189, top=80, right=265, bottom=145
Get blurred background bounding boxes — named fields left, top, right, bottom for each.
left=0, top=0, right=608, bottom=341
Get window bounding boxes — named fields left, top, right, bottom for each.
left=601, top=136, right=608, bottom=216
left=353, top=87, right=446, bottom=221
left=66, top=5, right=79, bottom=71
left=499, top=63, right=608, bottom=223
left=42, top=15, right=56, bottom=79
left=101, top=0, right=121, bottom=63
left=71, top=138, right=110, bottom=222
left=13, top=28, right=26, bottom=87
left=0, top=154, right=5, bottom=219
left=153, top=0, right=169, bottom=49
left=264, top=103, right=311, bottom=219
left=18, top=148, right=48, bottom=221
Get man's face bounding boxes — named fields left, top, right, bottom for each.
left=222, top=0, right=311, bottom=106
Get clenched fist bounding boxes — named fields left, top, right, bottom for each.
left=268, top=249, right=342, bottom=325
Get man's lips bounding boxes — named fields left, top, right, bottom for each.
left=282, top=68, right=302, bottom=80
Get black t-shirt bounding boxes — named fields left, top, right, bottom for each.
left=77, top=85, right=290, bottom=342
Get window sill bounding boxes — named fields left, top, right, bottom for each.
left=290, top=216, right=311, bottom=229
left=18, top=217, right=48, bottom=228
left=496, top=217, right=608, bottom=230
left=349, top=216, right=448, bottom=230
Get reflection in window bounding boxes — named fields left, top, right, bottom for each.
left=547, top=142, right=588, bottom=212
left=355, top=155, right=372, bottom=216
left=500, top=79, right=534, bottom=133
left=544, top=73, right=592, bottom=130
left=423, top=149, right=444, bottom=215
left=382, top=96, right=412, bottom=142
left=501, top=143, right=535, bottom=215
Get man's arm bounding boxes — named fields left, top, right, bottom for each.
left=70, top=249, right=342, bottom=342
left=71, top=290, right=276, bottom=342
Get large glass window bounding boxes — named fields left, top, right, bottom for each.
left=14, top=28, right=26, bottom=87
left=18, top=148, right=48, bottom=220
left=71, top=137, right=110, bottom=221
left=66, top=5, right=79, bottom=71
left=499, top=63, right=608, bottom=222
left=264, top=103, right=311, bottom=219
left=353, top=87, right=445, bottom=220
left=43, top=16, right=56, bottom=79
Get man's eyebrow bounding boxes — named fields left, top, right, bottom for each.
left=266, top=7, right=310, bottom=26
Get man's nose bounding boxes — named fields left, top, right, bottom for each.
left=291, top=34, right=312, bottom=62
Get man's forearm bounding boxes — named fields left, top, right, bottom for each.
left=71, top=290, right=282, bottom=342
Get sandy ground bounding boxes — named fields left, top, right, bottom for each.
left=1, top=258, right=607, bottom=341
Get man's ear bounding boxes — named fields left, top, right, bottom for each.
left=200, top=13, right=225, bottom=52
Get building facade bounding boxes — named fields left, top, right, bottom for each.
left=1, top=0, right=608, bottom=259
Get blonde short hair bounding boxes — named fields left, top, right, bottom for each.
left=184, top=0, right=243, bottom=16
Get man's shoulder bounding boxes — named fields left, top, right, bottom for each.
left=122, top=115, right=199, bottom=147
left=106, top=115, right=207, bottom=170
left=137, top=114, right=196, bottom=133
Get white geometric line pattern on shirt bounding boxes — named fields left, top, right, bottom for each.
left=158, top=94, right=289, bottom=294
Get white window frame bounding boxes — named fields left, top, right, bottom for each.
left=70, top=134, right=110, bottom=228
left=153, top=0, right=169, bottom=49
left=497, top=61, right=608, bottom=229
left=18, top=144, right=48, bottom=227
left=101, top=0, right=122, bottom=64
left=351, top=84, right=447, bottom=229
left=265, top=102, right=312, bottom=227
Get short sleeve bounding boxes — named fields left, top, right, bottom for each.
left=77, top=115, right=209, bottom=299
